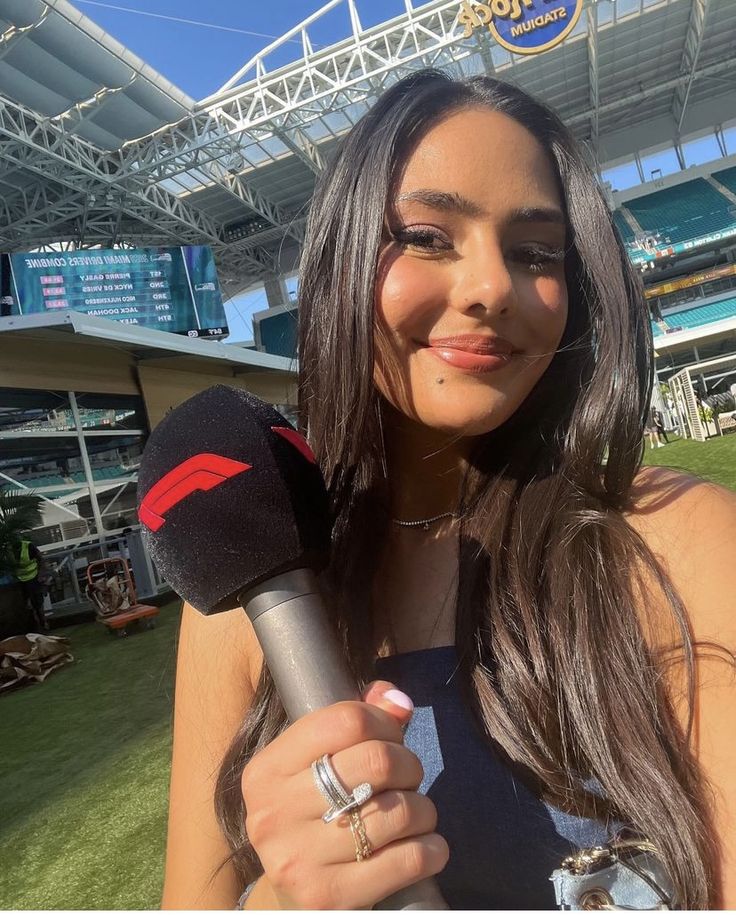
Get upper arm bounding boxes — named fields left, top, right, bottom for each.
left=630, top=469, right=736, bottom=906
left=162, top=601, right=263, bottom=910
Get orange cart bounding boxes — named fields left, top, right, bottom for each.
left=86, top=557, right=159, bottom=638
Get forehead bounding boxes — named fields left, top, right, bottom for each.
left=396, top=106, right=562, bottom=208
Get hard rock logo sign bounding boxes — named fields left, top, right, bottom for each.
left=458, top=0, right=584, bottom=56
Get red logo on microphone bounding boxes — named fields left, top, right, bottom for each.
left=271, top=426, right=317, bottom=464
left=138, top=453, right=251, bottom=532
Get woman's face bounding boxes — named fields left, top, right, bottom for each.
left=375, top=106, right=569, bottom=437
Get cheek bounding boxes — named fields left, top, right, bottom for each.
left=523, top=275, right=568, bottom=346
left=374, top=257, right=444, bottom=416
left=376, top=258, right=440, bottom=337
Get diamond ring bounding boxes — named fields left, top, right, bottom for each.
left=311, top=753, right=375, bottom=823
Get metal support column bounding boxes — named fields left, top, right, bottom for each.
left=68, top=391, right=107, bottom=552
left=634, top=152, right=646, bottom=184
left=715, top=125, right=728, bottom=157
left=674, top=141, right=686, bottom=171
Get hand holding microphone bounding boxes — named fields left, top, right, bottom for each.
left=137, top=385, right=448, bottom=910
left=239, top=682, right=448, bottom=910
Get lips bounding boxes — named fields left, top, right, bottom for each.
left=426, top=335, right=516, bottom=355
left=423, top=335, right=517, bottom=373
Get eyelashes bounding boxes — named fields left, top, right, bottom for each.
left=392, top=226, right=451, bottom=252
left=390, top=225, right=566, bottom=273
left=510, top=245, right=566, bottom=274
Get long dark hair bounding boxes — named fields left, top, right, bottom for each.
left=215, top=70, right=717, bottom=907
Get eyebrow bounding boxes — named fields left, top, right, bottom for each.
left=395, top=189, right=566, bottom=227
left=396, top=189, right=486, bottom=218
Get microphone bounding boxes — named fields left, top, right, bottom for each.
left=137, top=384, right=447, bottom=910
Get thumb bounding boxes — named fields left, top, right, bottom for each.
left=362, top=679, right=414, bottom=726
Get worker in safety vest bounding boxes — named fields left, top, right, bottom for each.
left=13, top=539, right=48, bottom=631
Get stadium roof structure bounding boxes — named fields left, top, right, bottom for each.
left=1, top=0, right=736, bottom=296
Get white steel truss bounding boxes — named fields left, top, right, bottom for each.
left=672, top=0, right=710, bottom=133
left=117, top=0, right=735, bottom=200
left=0, top=94, right=278, bottom=282
left=119, top=0, right=478, bottom=182
left=0, top=184, right=88, bottom=247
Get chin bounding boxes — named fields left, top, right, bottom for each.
left=417, top=398, right=520, bottom=438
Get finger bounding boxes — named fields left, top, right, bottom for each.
left=352, top=790, right=438, bottom=854
left=327, top=832, right=450, bottom=909
left=332, top=739, right=423, bottom=795
left=362, top=680, right=414, bottom=726
left=295, top=738, right=424, bottom=821
left=258, top=701, right=406, bottom=777
left=307, top=790, right=438, bottom=868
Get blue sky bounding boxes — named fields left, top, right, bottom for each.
left=75, top=0, right=429, bottom=100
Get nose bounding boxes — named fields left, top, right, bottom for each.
left=449, top=244, right=516, bottom=318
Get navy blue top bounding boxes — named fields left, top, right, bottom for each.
left=374, top=646, right=613, bottom=910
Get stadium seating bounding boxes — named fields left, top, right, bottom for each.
left=712, top=166, right=736, bottom=197
left=612, top=209, right=636, bottom=244
left=94, top=465, right=132, bottom=480
left=13, top=469, right=66, bottom=485
left=652, top=295, right=736, bottom=335
left=31, top=466, right=132, bottom=486
left=25, top=474, right=67, bottom=488
left=626, top=178, right=734, bottom=245
left=6, top=466, right=135, bottom=496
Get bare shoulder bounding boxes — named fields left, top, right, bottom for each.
left=626, top=471, right=736, bottom=906
left=626, top=466, right=736, bottom=648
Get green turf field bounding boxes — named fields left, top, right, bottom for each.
left=0, top=602, right=179, bottom=910
left=641, top=431, right=736, bottom=491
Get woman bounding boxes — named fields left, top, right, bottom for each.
left=162, top=71, right=735, bottom=909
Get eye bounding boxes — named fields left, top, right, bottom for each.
left=508, top=244, right=566, bottom=274
left=392, top=225, right=452, bottom=253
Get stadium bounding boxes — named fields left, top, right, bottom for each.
left=1, top=0, right=736, bottom=627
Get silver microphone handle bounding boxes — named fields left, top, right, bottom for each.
left=243, top=569, right=449, bottom=910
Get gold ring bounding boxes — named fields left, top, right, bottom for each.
left=348, top=809, right=373, bottom=862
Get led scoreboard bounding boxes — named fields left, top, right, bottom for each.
left=7, top=245, right=228, bottom=338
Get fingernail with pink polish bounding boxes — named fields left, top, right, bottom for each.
left=383, top=688, right=414, bottom=711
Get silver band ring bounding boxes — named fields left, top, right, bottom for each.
left=310, top=754, right=374, bottom=823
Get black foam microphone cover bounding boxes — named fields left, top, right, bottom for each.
left=136, top=385, right=331, bottom=614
